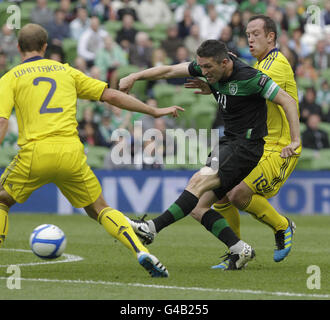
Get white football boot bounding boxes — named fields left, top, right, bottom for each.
left=126, top=215, right=156, bottom=245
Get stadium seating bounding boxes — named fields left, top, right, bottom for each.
left=62, top=38, right=78, bottom=66
left=87, top=145, right=109, bottom=158
left=192, top=94, right=218, bottom=130
left=133, top=21, right=151, bottom=33
left=296, top=147, right=330, bottom=171
left=0, top=2, right=10, bottom=28
left=297, top=78, right=314, bottom=92
left=0, top=153, right=10, bottom=168
left=117, top=64, right=140, bottom=80
left=196, top=93, right=219, bottom=110
left=319, top=122, right=330, bottom=142
left=311, top=149, right=330, bottom=170
left=85, top=145, right=109, bottom=169
left=300, top=122, right=306, bottom=133
left=320, top=69, right=330, bottom=84
left=47, top=1, right=60, bottom=11
left=172, top=88, right=197, bottom=128
left=148, top=29, right=168, bottom=43
left=103, top=20, right=123, bottom=37
left=2, top=145, right=17, bottom=159
left=298, top=122, right=330, bottom=170
left=0, top=146, right=17, bottom=168
left=191, top=103, right=216, bottom=131
left=153, top=83, right=178, bottom=108
left=86, top=152, right=104, bottom=169
left=296, top=147, right=316, bottom=170
left=20, top=2, right=35, bottom=26
left=20, top=2, right=35, bottom=14
left=117, top=64, right=148, bottom=101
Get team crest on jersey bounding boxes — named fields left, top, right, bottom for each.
left=229, top=82, right=238, bottom=95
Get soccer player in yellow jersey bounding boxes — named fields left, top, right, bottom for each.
left=210, top=15, right=301, bottom=267
left=0, top=24, right=183, bottom=277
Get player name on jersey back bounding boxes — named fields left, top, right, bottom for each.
left=13, top=64, right=67, bottom=78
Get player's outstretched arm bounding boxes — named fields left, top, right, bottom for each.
left=272, top=88, right=301, bottom=158
left=119, top=62, right=191, bottom=93
left=100, top=88, right=184, bottom=118
left=0, top=118, right=8, bottom=145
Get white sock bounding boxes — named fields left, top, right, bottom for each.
left=229, top=240, right=245, bottom=254
left=147, top=220, right=157, bottom=234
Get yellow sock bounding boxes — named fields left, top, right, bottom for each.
left=0, top=204, right=9, bottom=248
left=213, top=202, right=241, bottom=238
left=244, top=194, right=288, bottom=232
left=97, top=207, right=149, bottom=257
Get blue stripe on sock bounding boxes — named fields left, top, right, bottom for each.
left=106, top=216, right=118, bottom=227
left=123, top=231, right=139, bottom=253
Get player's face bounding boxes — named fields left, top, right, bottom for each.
left=246, top=19, right=273, bottom=61
left=196, top=56, right=225, bottom=83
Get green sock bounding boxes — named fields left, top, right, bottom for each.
left=152, top=190, right=199, bottom=232
left=201, top=209, right=240, bottom=248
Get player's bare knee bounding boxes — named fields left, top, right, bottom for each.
left=227, top=188, right=251, bottom=210
left=187, top=168, right=220, bottom=198
left=85, top=194, right=111, bottom=221
left=84, top=206, right=98, bottom=221
left=0, top=186, right=15, bottom=208
left=84, top=203, right=101, bottom=221
left=186, top=172, right=204, bottom=196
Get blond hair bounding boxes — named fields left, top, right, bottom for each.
left=18, top=24, right=48, bottom=53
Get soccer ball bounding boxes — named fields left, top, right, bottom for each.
left=29, top=224, right=67, bottom=259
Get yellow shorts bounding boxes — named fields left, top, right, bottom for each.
left=0, top=137, right=102, bottom=208
left=243, top=146, right=300, bottom=199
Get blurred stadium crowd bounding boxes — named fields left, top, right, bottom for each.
left=0, top=0, right=329, bottom=170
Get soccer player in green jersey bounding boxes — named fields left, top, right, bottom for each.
left=0, top=24, right=184, bottom=277
left=120, top=39, right=300, bottom=270
left=186, top=16, right=300, bottom=268
left=210, top=15, right=301, bottom=267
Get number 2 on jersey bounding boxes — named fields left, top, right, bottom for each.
left=33, top=77, right=63, bottom=114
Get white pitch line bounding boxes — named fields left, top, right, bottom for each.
left=0, top=276, right=329, bottom=299
left=1, top=249, right=328, bottom=299
left=0, top=248, right=83, bottom=267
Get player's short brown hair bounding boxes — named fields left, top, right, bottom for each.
left=18, top=24, right=48, bottom=53
left=197, top=40, right=229, bottom=64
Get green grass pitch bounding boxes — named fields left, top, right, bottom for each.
left=0, top=213, right=329, bottom=300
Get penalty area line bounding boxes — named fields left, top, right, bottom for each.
left=0, top=248, right=83, bottom=268
left=0, top=276, right=329, bottom=299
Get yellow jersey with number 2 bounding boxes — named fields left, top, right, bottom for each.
left=0, top=56, right=107, bottom=146
left=0, top=56, right=107, bottom=207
